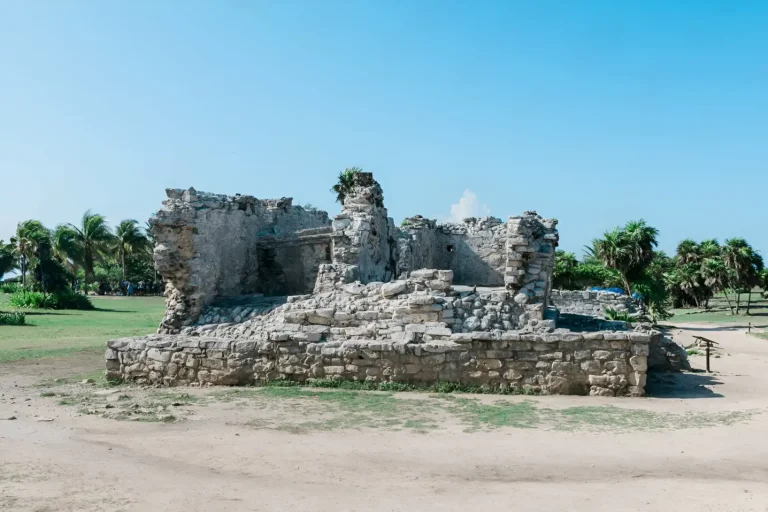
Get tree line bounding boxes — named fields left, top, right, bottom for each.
left=554, top=220, right=765, bottom=319
left=0, top=211, right=157, bottom=295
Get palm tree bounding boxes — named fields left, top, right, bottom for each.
left=744, top=251, right=764, bottom=315
left=722, top=238, right=762, bottom=314
left=702, top=257, right=733, bottom=312
left=143, top=220, right=160, bottom=286
left=593, top=229, right=633, bottom=294
left=675, top=263, right=702, bottom=308
left=10, top=220, right=49, bottom=287
left=675, top=239, right=700, bottom=264
left=330, top=167, right=361, bottom=204
left=114, top=220, right=148, bottom=280
left=56, top=211, right=114, bottom=287
left=699, top=239, right=721, bottom=259
left=592, top=220, right=658, bottom=295
left=623, top=219, right=659, bottom=268
left=52, top=225, right=84, bottom=290
left=0, top=240, right=17, bottom=279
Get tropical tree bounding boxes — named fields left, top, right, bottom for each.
left=672, top=263, right=704, bottom=307
left=114, top=220, right=148, bottom=280
left=52, top=225, right=83, bottom=289
left=592, top=220, right=659, bottom=295
left=699, top=239, right=721, bottom=259
left=553, top=251, right=578, bottom=289
left=10, top=220, right=50, bottom=287
left=56, top=211, right=114, bottom=286
left=675, top=239, right=700, bottom=264
left=330, top=167, right=362, bottom=204
left=0, top=240, right=16, bottom=279
left=722, top=238, right=762, bottom=314
left=744, top=251, right=764, bottom=315
left=701, top=256, right=733, bottom=312
left=623, top=220, right=659, bottom=270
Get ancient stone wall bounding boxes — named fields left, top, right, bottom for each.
left=397, top=212, right=558, bottom=303
left=152, top=189, right=330, bottom=333
left=106, top=330, right=651, bottom=397
left=108, top=266, right=654, bottom=396
left=550, top=290, right=638, bottom=318
left=396, top=216, right=443, bottom=279
left=256, top=227, right=333, bottom=296
left=330, top=172, right=397, bottom=284
left=194, top=269, right=548, bottom=337
left=441, top=217, right=509, bottom=286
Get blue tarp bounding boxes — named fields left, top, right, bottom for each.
left=590, top=286, right=626, bottom=295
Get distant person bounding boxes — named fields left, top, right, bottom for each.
left=127, top=282, right=135, bottom=296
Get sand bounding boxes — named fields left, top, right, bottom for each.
left=2, top=323, right=768, bottom=511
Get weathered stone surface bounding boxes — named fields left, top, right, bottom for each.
left=381, top=281, right=407, bottom=297
left=550, top=289, right=639, bottom=319
left=114, top=172, right=658, bottom=397
left=107, top=328, right=651, bottom=396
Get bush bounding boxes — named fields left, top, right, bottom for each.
left=0, top=311, right=25, bottom=325
left=8, top=291, right=94, bottom=310
left=603, top=307, right=634, bottom=322
left=0, top=282, right=22, bottom=294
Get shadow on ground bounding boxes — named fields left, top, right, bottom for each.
left=646, top=371, right=724, bottom=399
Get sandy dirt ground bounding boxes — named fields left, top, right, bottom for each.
left=2, top=324, right=768, bottom=512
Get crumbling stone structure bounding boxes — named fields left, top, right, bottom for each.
left=550, top=290, right=638, bottom=319
left=152, top=189, right=331, bottom=333
left=110, top=172, right=661, bottom=396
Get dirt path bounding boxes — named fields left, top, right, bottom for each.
left=2, top=325, right=768, bottom=511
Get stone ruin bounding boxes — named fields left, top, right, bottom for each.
left=107, top=172, right=660, bottom=396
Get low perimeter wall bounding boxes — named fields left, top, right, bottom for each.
left=106, top=330, right=653, bottom=397
left=550, top=290, right=638, bottom=318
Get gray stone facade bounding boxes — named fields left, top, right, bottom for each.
left=550, top=290, right=638, bottom=319
left=108, top=270, right=651, bottom=397
left=397, top=213, right=558, bottom=294
left=106, top=330, right=651, bottom=397
left=151, top=190, right=331, bottom=333
left=113, top=171, right=677, bottom=396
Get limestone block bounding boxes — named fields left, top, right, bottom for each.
left=629, top=355, right=648, bottom=372
left=147, top=349, right=171, bottom=363
left=590, top=386, right=615, bottom=397
left=381, top=281, right=408, bottom=298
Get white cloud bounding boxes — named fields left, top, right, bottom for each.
left=447, top=189, right=491, bottom=223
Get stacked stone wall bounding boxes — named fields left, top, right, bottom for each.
left=106, top=330, right=651, bottom=397
left=330, top=173, right=397, bottom=284
left=440, top=217, right=508, bottom=286
left=397, top=213, right=559, bottom=298
left=152, top=189, right=330, bottom=333
left=193, top=269, right=546, bottom=339
left=551, top=290, right=638, bottom=318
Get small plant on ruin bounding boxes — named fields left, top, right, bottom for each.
left=330, top=167, right=361, bottom=204
left=603, top=307, right=633, bottom=322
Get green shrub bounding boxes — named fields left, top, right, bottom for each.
left=0, top=311, right=25, bottom=325
left=603, top=307, right=634, bottom=322
left=0, top=282, right=22, bottom=294
left=8, top=291, right=94, bottom=310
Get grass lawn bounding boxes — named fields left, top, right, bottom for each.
left=670, top=291, right=768, bottom=326
left=0, top=294, right=165, bottom=363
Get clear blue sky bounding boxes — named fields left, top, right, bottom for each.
left=1, top=0, right=766, bottom=260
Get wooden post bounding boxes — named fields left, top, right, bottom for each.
left=694, top=336, right=718, bottom=374
left=706, top=342, right=710, bottom=373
